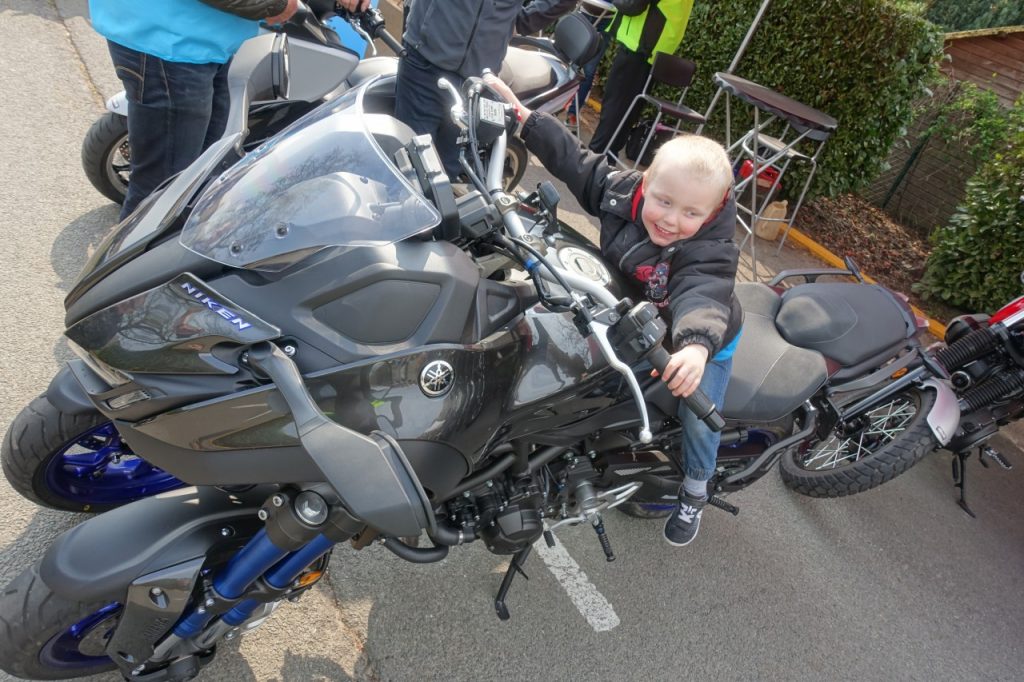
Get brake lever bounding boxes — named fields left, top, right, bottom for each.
left=590, top=321, right=654, bottom=443
left=349, top=21, right=376, bottom=55
left=437, top=78, right=468, bottom=132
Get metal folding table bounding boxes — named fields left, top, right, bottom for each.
left=713, top=72, right=837, bottom=279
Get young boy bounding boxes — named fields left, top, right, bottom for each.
left=484, top=74, right=743, bottom=547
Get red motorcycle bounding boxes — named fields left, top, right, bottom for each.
left=933, top=274, right=1024, bottom=515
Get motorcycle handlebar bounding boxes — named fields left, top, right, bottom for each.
left=647, top=347, right=725, bottom=432
left=338, top=7, right=406, bottom=57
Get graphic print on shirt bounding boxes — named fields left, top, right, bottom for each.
left=635, top=261, right=671, bottom=308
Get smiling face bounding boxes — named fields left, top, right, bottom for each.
left=641, top=170, right=725, bottom=246
left=638, top=135, right=733, bottom=247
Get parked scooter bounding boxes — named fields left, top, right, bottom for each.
left=0, top=25, right=963, bottom=677
left=79, top=6, right=600, bottom=201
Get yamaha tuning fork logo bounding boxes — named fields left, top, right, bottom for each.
left=420, top=360, right=455, bottom=397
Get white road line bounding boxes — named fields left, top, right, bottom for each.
left=533, top=536, right=620, bottom=632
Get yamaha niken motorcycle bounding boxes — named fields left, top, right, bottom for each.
left=80, top=5, right=600, bottom=201
left=1, top=34, right=960, bottom=679
left=928, top=276, right=1024, bottom=516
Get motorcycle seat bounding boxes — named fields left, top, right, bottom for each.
left=720, top=283, right=828, bottom=422
left=499, top=47, right=560, bottom=102
left=346, top=56, right=398, bottom=88
left=775, top=283, right=912, bottom=368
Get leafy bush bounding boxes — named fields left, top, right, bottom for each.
left=630, top=0, right=942, bottom=198
left=917, top=97, right=1024, bottom=312
left=926, top=0, right=1024, bottom=32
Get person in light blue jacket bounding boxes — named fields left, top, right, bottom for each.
left=88, top=0, right=369, bottom=219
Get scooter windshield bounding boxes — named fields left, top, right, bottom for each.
left=179, top=80, right=441, bottom=272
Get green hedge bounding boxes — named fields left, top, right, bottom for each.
left=926, top=0, right=1024, bottom=32
left=917, top=98, right=1024, bottom=313
left=633, top=0, right=942, bottom=199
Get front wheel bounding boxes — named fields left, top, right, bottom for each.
left=0, top=561, right=121, bottom=680
left=2, top=395, right=183, bottom=512
left=503, top=137, right=528, bottom=190
left=81, top=112, right=129, bottom=204
left=779, top=388, right=939, bottom=497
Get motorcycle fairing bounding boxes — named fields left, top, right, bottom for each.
left=179, top=82, right=440, bottom=272
left=40, top=485, right=272, bottom=602
left=66, top=134, right=244, bottom=311
left=65, top=273, right=280, bottom=375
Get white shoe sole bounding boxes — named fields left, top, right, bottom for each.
left=663, top=514, right=701, bottom=547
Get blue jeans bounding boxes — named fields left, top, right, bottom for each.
left=107, top=41, right=230, bottom=220
left=394, top=47, right=464, bottom=178
left=678, top=357, right=733, bottom=482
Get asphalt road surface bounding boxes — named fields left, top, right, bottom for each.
left=1, top=2, right=1022, bottom=681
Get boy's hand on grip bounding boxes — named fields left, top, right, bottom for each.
left=651, top=344, right=709, bottom=398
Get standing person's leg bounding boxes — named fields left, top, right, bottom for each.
left=394, top=47, right=463, bottom=178
left=108, top=41, right=220, bottom=219
left=587, top=46, right=650, bottom=155
left=570, top=19, right=612, bottom=117
left=202, top=60, right=232, bottom=150
left=664, top=356, right=732, bottom=547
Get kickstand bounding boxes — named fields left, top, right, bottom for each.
left=494, top=546, right=532, bottom=621
left=951, top=451, right=976, bottom=518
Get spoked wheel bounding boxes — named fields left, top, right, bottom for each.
left=2, top=395, right=183, bottom=512
left=81, top=111, right=129, bottom=204
left=0, top=562, right=121, bottom=680
left=780, top=388, right=939, bottom=497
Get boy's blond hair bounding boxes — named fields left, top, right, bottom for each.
left=644, top=134, right=734, bottom=197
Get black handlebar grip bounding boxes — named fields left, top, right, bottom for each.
left=377, top=27, right=406, bottom=57
left=647, top=347, right=726, bottom=432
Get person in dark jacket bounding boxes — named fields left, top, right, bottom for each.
left=588, top=0, right=695, bottom=158
left=485, top=72, right=742, bottom=547
left=396, top=0, right=576, bottom=178
left=88, top=0, right=369, bottom=219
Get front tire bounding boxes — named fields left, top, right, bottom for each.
left=2, top=395, right=183, bottom=513
left=503, top=137, right=528, bottom=191
left=0, top=561, right=121, bottom=680
left=780, top=388, right=939, bottom=497
left=81, top=112, right=129, bottom=205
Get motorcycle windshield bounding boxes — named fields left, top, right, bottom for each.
left=179, top=80, right=441, bottom=272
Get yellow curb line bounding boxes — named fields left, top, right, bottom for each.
left=586, top=97, right=602, bottom=113
left=784, top=227, right=947, bottom=339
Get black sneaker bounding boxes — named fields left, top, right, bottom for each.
left=663, top=490, right=708, bottom=547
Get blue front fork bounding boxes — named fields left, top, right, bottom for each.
left=173, top=530, right=336, bottom=638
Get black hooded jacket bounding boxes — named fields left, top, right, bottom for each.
left=520, top=111, right=743, bottom=357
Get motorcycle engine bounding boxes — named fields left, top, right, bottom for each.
left=479, top=503, right=542, bottom=554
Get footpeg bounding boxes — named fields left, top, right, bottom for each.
left=543, top=530, right=555, bottom=548
left=981, top=446, right=1012, bottom=470
left=707, top=495, right=739, bottom=516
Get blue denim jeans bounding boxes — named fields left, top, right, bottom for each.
left=107, top=41, right=230, bottom=219
left=394, top=47, right=464, bottom=178
left=677, top=356, right=733, bottom=482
